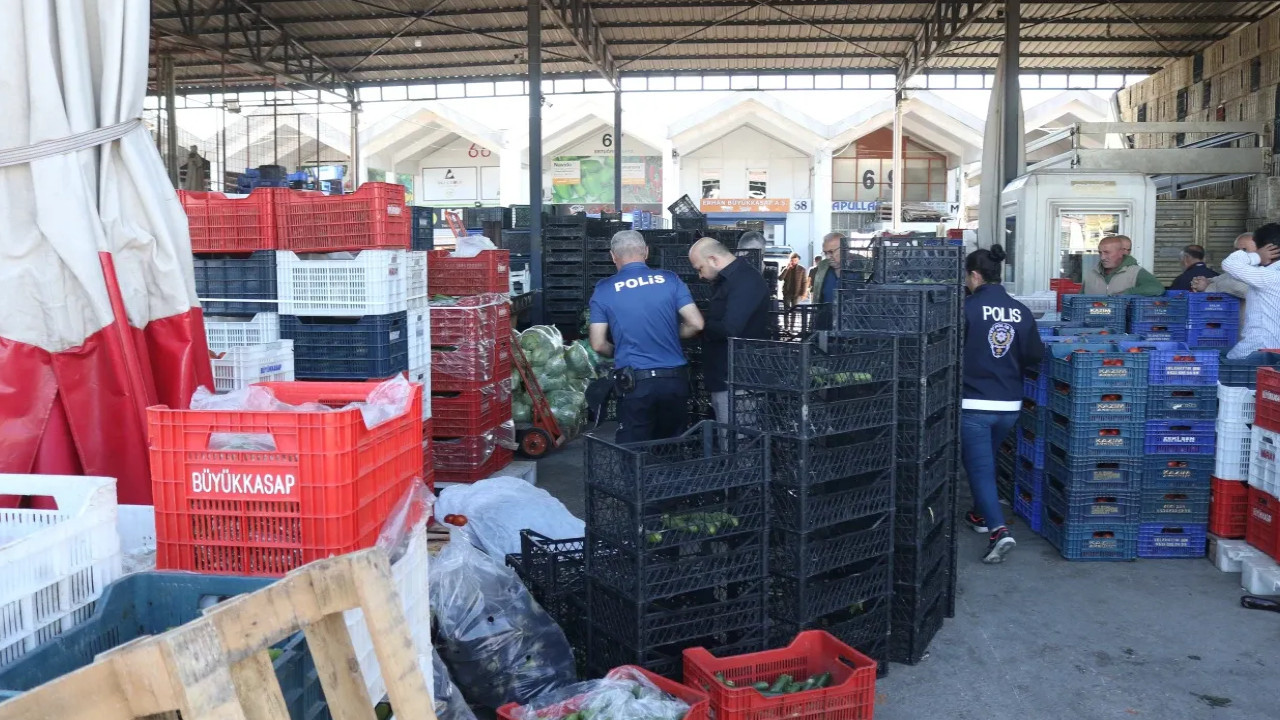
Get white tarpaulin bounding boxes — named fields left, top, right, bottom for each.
left=0, top=0, right=212, bottom=505
left=977, top=41, right=1026, bottom=249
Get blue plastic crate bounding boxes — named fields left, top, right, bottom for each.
left=1129, top=322, right=1189, bottom=343
left=1040, top=505, right=1138, bottom=561
left=1013, top=463, right=1044, bottom=533
left=1054, top=326, right=1124, bottom=337
left=1044, top=442, right=1141, bottom=492
left=1187, top=322, right=1239, bottom=349
left=1146, top=385, right=1218, bottom=419
left=1128, top=296, right=1188, bottom=325
left=281, top=312, right=408, bottom=380
left=1142, top=455, right=1213, bottom=489
left=1049, top=343, right=1148, bottom=390
left=1148, top=349, right=1219, bottom=386
left=1061, top=295, right=1130, bottom=327
left=410, top=206, right=435, bottom=251
left=1016, top=424, right=1047, bottom=469
left=1137, top=523, right=1208, bottom=558
left=1018, top=400, right=1049, bottom=434
left=193, top=250, right=278, bottom=316
left=1187, top=292, right=1240, bottom=320
left=1044, top=475, right=1140, bottom=524
left=0, top=573, right=326, bottom=720
left=1048, top=382, right=1147, bottom=423
left=1218, top=351, right=1280, bottom=387
left=1047, top=412, right=1144, bottom=459
left=1139, top=485, right=1211, bottom=524
left=1143, top=420, right=1216, bottom=455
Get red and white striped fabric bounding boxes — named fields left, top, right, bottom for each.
left=0, top=0, right=212, bottom=505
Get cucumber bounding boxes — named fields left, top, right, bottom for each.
left=752, top=681, right=771, bottom=692
left=814, top=672, right=832, bottom=689
left=768, top=674, right=792, bottom=693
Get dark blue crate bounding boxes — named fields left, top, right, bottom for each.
left=1016, top=424, right=1047, bottom=468
left=1217, top=351, right=1280, bottom=387
left=410, top=206, right=435, bottom=250
left=1048, top=382, right=1147, bottom=423
left=1146, top=385, right=1218, bottom=419
left=0, top=573, right=327, bottom=720
left=1054, top=326, right=1120, bottom=337
left=1044, top=475, right=1140, bottom=524
left=1187, top=292, right=1240, bottom=320
left=1047, top=412, right=1144, bottom=459
left=1049, top=343, right=1148, bottom=390
left=1013, top=462, right=1044, bottom=533
left=1148, top=349, right=1219, bottom=386
left=1137, top=523, right=1207, bottom=558
left=1129, top=322, right=1189, bottom=343
left=1128, top=296, right=1188, bottom=324
left=1044, top=442, right=1141, bottom=492
left=1142, top=455, right=1213, bottom=488
left=1187, top=322, right=1239, bottom=349
left=1143, top=420, right=1216, bottom=455
left=281, top=312, right=408, bottom=380
left=1139, top=485, right=1211, bottom=523
left=193, top=250, right=278, bottom=315
left=1040, top=505, right=1138, bottom=561
left=836, top=284, right=960, bottom=336
left=1061, top=295, right=1130, bottom=327
left=1018, top=400, right=1049, bottom=434
left=1024, top=362, right=1052, bottom=404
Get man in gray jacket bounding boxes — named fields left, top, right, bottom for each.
left=1082, top=235, right=1165, bottom=296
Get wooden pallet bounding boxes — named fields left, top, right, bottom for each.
left=0, top=548, right=437, bottom=720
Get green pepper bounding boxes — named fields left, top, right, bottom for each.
left=814, top=672, right=832, bottom=689
left=768, top=674, right=792, bottom=693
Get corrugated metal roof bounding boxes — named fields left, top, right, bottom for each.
left=150, top=0, right=1280, bottom=92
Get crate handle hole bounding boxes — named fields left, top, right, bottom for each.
left=209, top=433, right=278, bottom=451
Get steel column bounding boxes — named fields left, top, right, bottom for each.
left=1001, top=0, right=1021, bottom=186
left=891, top=92, right=904, bottom=232
left=160, top=55, right=179, bottom=186
left=614, top=87, right=623, bottom=213
left=350, top=100, right=360, bottom=188
left=529, top=0, right=545, bottom=324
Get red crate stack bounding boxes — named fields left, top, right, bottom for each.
left=276, top=182, right=411, bottom=252
left=1209, top=477, right=1250, bottom=538
left=1246, top=485, right=1280, bottom=561
left=1254, top=367, right=1280, bottom=433
left=428, top=289, right=513, bottom=484
left=179, top=188, right=285, bottom=252
left=1050, top=278, right=1083, bottom=312
left=427, top=249, right=510, bottom=296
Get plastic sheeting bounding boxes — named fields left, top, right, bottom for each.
left=0, top=1, right=212, bottom=505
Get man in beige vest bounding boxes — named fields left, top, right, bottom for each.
left=1082, top=235, right=1164, bottom=296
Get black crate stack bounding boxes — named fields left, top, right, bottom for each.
left=505, top=530, right=588, bottom=675
left=585, top=218, right=632, bottom=290
left=835, top=238, right=964, bottom=665
left=728, top=335, right=899, bottom=670
left=542, top=215, right=590, bottom=325
left=582, top=422, right=770, bottom=678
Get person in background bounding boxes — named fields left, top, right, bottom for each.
left=809, top=232, right=845, bottom=329
left=688, top=238, right=770, bottom=427
left=1169, top=245, right=1218, bottom=291
left=1191, top=233, right=1252, bottom=315
left=589, top=230, right=704, bottom=443
left=806, top=255, right=822, bottom=300
left=1083, top=235, right=1164, bottom=296
left=1120, top=236, right=1133, bottom=257
left=1220, top=223, right=1280, bottom=360
left=780, top=253, right=807, bottom=327
left=961, top=245, right=1044, bottom=564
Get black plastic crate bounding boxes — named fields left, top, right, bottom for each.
left=771, top=467, right=894, bottom=534
left=898, top=441, right=958, bottom=505
left=586, top=620, right=766, bottom=680
left=837, top=285, right=960, bottom=336
left=517, top=530, right=585, bottom=596
left=463, top=206, right=512, bottom=229
left=770, top=512, right=893, bottom=581
left=667, top=194, right=701, bottom=217
left=769, top=555, right=891, bottom=624
left=729, top=336, right=898, bottom=392
left=411, top=206, right=435, bottom=251
left=768, top=303, right=831, bottom=341
left=840, top=239, right=964, bottom=286
left=586, top=532, right=766, bottom=602
left=768, top=595, right=892, bottom=673
left=771, top=426, right=895, bottom=489
left=732, top=383, right=896, bottom=440
left=544, top=273, right=585, bottom=288
left=499, top=229, right=531, bottom=255
left=898, top=404, right=958, bottom=463
left=544, top=261, right=586, bottom=277
left=640, top=229, right=697, bottom=246
left=281, top=312, right=408, bottom=380
left=586, top=219, right=632, bottom=238
left=511, top=204, right=533, bottom=229
left=897, top=366, right=956, bottom=421
left=889, top=592, right=946, bottom=665
left=895, top=475, right=953, bottom=546
left=544, top=212, right=588, bottom=228
left=892, top=553, right=950, bottom=627
left=544, top=236, right=586, bottom=252
left=895, top=327, right=960, bottom=378
left=545, top=287, right=586, bottom=301
left=585, top=483, right=768, bottom=554
left=894, top=515, right=952, bottom=586
left=546, top=249, right=586, bottom=264
left=584, top=422, right=767, bottom=507
left=588, top=578, right=766, bottom=651
left=193, top=251, right=277, bottom=315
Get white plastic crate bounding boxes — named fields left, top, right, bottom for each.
left=1015, top=291, right=1057, bottom=318
left=343, top=516, right=431, bottom=703
left=1217, top=382, right=1256, bottom=424
left=408, top=250, right=427, bottom=299
left=1249, top=424, right=1280, bottom=495
left=203, top=312, right=280, bottom=353
left=0, top=474, right=123, bottom=668
left=409, top=365, right=432, bottom=419
left=1241, top=553, right=1280, bottom=595
left=210, top=340, right=295, bottom=392
left=408, top=295, right=431, bottom=378
left=1215, top=420, right=1254, bottom=481
left=510, top=268, right=532, bottom=295
left=1208, top=534, right=1262, bottom=573
left=276, top=249, right=409, bottom=317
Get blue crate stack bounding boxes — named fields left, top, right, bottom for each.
left=1164, top=290, right=1241, bottom=349
left=1060, top=295, right=1129, bottom=333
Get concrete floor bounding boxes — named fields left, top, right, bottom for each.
left=532, top=430, right=1277, bottom=720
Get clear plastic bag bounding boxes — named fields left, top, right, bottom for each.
left=432, top=646, right=479, bottom=720
left=434, top=476, right=585, bottom=559
left=376, top=480, right=433, bottom=564
left=510, top=667, right=690, bottom=720
left=429, top=533, right=576, bottom=709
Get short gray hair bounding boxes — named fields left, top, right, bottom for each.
left=823, top=232, right=845, bottom=244
left=1238, top=232, right=1255, bottom=241
left=738, top=231, right=766, bottom=250
left=611, top=230, right=648, bottom=258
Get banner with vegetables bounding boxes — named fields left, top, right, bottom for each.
left=548, top=156, right=662, bottom=205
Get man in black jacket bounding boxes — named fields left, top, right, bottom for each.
left=1169, top=244, right=1219, bottom=291
left=689, top=238, right=770, bottom=426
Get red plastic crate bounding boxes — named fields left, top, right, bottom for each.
left=496, top=666, right=709, bottom=720
left=147, top=381, right=424, bottom=576
left=427, top=249, right=510, bottom=295
left=1051, top=278, right=1083, bottom=312
left=429, top=301, right=503, bottom=346
left=1209, top=477, right=1250, bottom=539
left=435, top=446, right=513, bottom=485
left=683, top=630, right=876, bottom=720
left=1246, top=486, right=1280, bottom=560
left=277, top=182, right=411, bottom=252
left=179, top=188, right=280, bottom=252
left=431, top=383, right=513, bottom=436
left=422, top=420, right=434, bottom=486
left=432, top=336, right=513, bottom=392
left=1255, top=368, right=1280, bottom=433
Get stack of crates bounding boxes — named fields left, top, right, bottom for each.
left=410, top=206, right=435, bottom=251
left=504, top=530, right=587, bottom=674
left=543, top=216, right=591, bottom=325
left=582, top=423, right=770, bottom=678
left=1042, top=343, right=1146, bottom=560
left=727, top=337, right=897, bottom=671
left=1061, top=295, right=1129, bottom=333
left=1127, top=296, right=1189, bottom=343
left=1134, top=343, right=1219, bottom=558
left=1210, top=354, right=1280, bottom=539
left=427, top=251, right=513, bottom=484
left=833, top=239, right=963, bottom=666
left=1246, top=368, right=1280, bottom=564
left=1180, top=291, right=1241, bottom=350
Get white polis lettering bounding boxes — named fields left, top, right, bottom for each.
left=614, top=274, right=668, bottom=292
left=982, top=306, right=1022, bottom=323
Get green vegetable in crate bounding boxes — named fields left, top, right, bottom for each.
left=648, top=511, right=741, bottom=542
left=714, top=671, right=832, bottom=696
left=564, top=342, right=596, bottom=379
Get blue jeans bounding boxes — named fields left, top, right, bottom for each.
left=961, top=410, right=1019, bottom=531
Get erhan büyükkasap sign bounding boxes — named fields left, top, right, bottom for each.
left=699, top=198, right=813, bottom=213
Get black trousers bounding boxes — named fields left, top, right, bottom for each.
left=616, top=376, right=690, bottom=444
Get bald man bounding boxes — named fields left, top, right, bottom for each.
left=688, top=237, right=770, bottom=426
left=1083, top=235, right=1164, bottom=296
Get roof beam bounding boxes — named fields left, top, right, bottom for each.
left=542, top=0, right=618, bottom=85
left=898, top=1, right=998, bottom=89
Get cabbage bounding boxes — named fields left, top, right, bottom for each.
left=542, top=353, right=567, bottom=378
left=536, top=369, right=567, bottom=392
left=564, top=343, right=595, bottom=378
left=567, top=376, right=589, bottom=395
left=519, top=329, right=559, bottom=366
left=512, top=394, right=532, bottom=423
left=549, top=402, right=579, bottom=431
left=574, top=339, right=603, bottom=368
left=510, top=369, right=522, bottom=393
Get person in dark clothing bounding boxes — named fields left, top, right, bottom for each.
left=1169, top=244, right=1219, bottom=291
left=780, top=253, right=807, bottom=330
left=688, top=237, right=771, bottom=426
left=960, top=245, right=1044, bottom=564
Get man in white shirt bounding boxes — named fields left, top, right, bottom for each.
left=1221, top=223, right=1280, bottom=360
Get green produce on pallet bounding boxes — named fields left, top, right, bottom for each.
left=713, top=671, right=832, bottom=697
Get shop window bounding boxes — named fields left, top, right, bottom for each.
left=1202, top=80, right=1212, bottom=110
left=1137, top=103, right=1147, bottom=122
left=1250, top=57, right=1262, bottom=92
left=1192, top=53, right=1204, bottom=84
left=1176, top=89, right=1188, bottom=121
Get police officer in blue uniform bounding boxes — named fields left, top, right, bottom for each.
left=589, top=230, right=705, bottom=443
